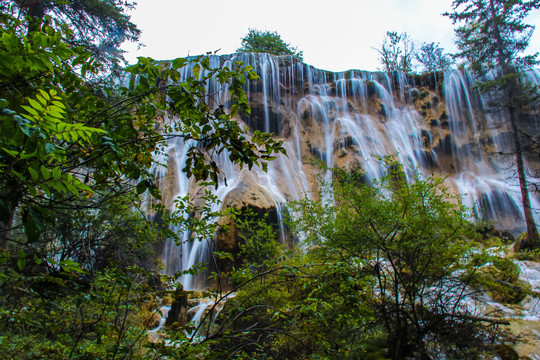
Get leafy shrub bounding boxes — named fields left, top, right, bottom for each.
left=237, top=29, right=303, bottom=61
left=475, top=257, right=529, bottom=304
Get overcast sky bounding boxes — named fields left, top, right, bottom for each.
left=122, top=0, right=540, bottom=72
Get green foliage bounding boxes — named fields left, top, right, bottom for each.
left=0, top=15, right=108, bottom=245
left=40, top=195, right=158, bottom=272
left=474, top=257, right=529, bottom=304
left=514, top=247, right=540, bottom=261
left=0, top=267, right=151, bottom=359
left=289, top=161, right=499, bottom=359
left=217, top=255, right=373, bottom=359
left=445, top=0, right=540, bottom=110
left=1, top=0, right=140, bottom=69
left=445, top=0, right=540, bottom=71
left=237, top=28, right=303, bottom=61
left=376, top=31, right=415, bottom=73
left=416, top=42, right=454, bottom=72
left=236, top=209, right=281, bottom=266
left=0, top=4, right=286, bottom=359
left=0, top=9, right=284, bottom=248
left=213, top=159, right=507, bottom=359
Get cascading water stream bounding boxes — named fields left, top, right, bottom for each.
left=443, top=69, right=540, bottom=231
left=158, top=53, right=539, bottom=290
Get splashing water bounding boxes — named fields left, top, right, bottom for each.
left=156, top=53, right=539, bottom=289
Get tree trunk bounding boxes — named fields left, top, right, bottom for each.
left=389, top=327, right=411, bottom=360
left=18, top=0, right=45, bottom=33
left=0, top=184, right=21, bottom=250
left=509, top=106, right=540, bottom=249
left=488, top=0, right=539, bottom=249
left=504, top=66, right=539, bottom=249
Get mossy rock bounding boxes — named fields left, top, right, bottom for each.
left=514, top=232, right=527, bottom=249
left=419, top=89, right=430, bottom=100
left=137, top=309, right=161, bottom=329
left=430, top=119, right=441, bottom=127
left=483, top=236, right=504, bottom=248
left=188, top=290, right=207, bottom=299
left=500, top=230, right=515, bottom=244
left=474, top=226, right=514, bottom=247
left=360, top=333, right=390, bottom=360
left=408, top=88, right=420, bottom=100
left=139, top=295, right=159, bottom=312
left=477, top=224, right=495, bottom=236
left=476, top=258, right=529, bottom=304
left=495, top=344, right=519, bottom=360
left=512, top=232, right=540, bottom=254
left=161, top=295, right=173, bottom=306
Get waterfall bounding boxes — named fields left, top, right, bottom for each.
left=158, top=53, right=540, bottom=289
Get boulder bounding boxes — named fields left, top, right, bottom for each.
left=165, top=284, right=189, bottom=328
left=215, top=172, right=279, bottom=253
left=501, top=230, right=515, bottom=244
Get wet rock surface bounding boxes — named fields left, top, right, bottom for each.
left=158, top=53, right=539, bottom=292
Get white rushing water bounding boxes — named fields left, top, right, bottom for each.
left=147, top=305, right=171, bottom=342
left=156, top=53, right=539, bottom=290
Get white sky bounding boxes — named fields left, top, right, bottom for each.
left=122, top=0, right=540, bottom=72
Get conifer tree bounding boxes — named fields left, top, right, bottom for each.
left=2, top=0, right=140, bottom=68
left=445, top=0, right=540, bottom=249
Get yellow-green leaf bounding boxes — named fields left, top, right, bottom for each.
left=66, top=183, right=78, bottom=196
left=38, top=89, right=50, bottom=101
left=22, top=105, right=39, bottom=118
left=193, top=63, right=201, bottom=79
left=28, top=98, right=43, bottom=112
left=52, top=100, right=65, bottom=109
left=36, top=94, right=47, bottom=106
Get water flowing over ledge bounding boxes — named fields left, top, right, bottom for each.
left=153, top=53, right=540, bottom=290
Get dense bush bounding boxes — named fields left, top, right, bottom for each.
left=237, top=29, right=303, bottom=61
left=212, top=160, right=508, bottom=359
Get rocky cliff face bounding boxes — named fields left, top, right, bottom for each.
left=156, top=53, right=540, bottom=289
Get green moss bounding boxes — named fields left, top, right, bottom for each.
left=358, top=332, right=390, bottom=360
left=476, top=236, right=505, bottom=248
left=475, top=257, right=529, bottom=304
left=494, top=344, right=519, bottom=360
left=513, top=248, right=540, bottom=261
left=514, top=232, right=540, bottom=258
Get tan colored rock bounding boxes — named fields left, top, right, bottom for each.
left=507, top=319, right=540, bottom=359
left=215, top=171, right=279, bottom=253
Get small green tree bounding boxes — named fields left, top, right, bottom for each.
left=288, top=161, right=501, bottom=359
left=0, top=11, right=284, bottom=250
left=206, top=161, right=506, bottom=360
left=445, top=0, right=540, bottom=249
left=0, top=264, right=154, bottom=359
left=416, top=42, right=454, bottom=72
left=237, top=28, right=303, bottom=61
left=0, top=8, right=286, bottom=358
left=376, top=31, right=415, bottom=73
left=235, top=210, right=280, bottom=268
